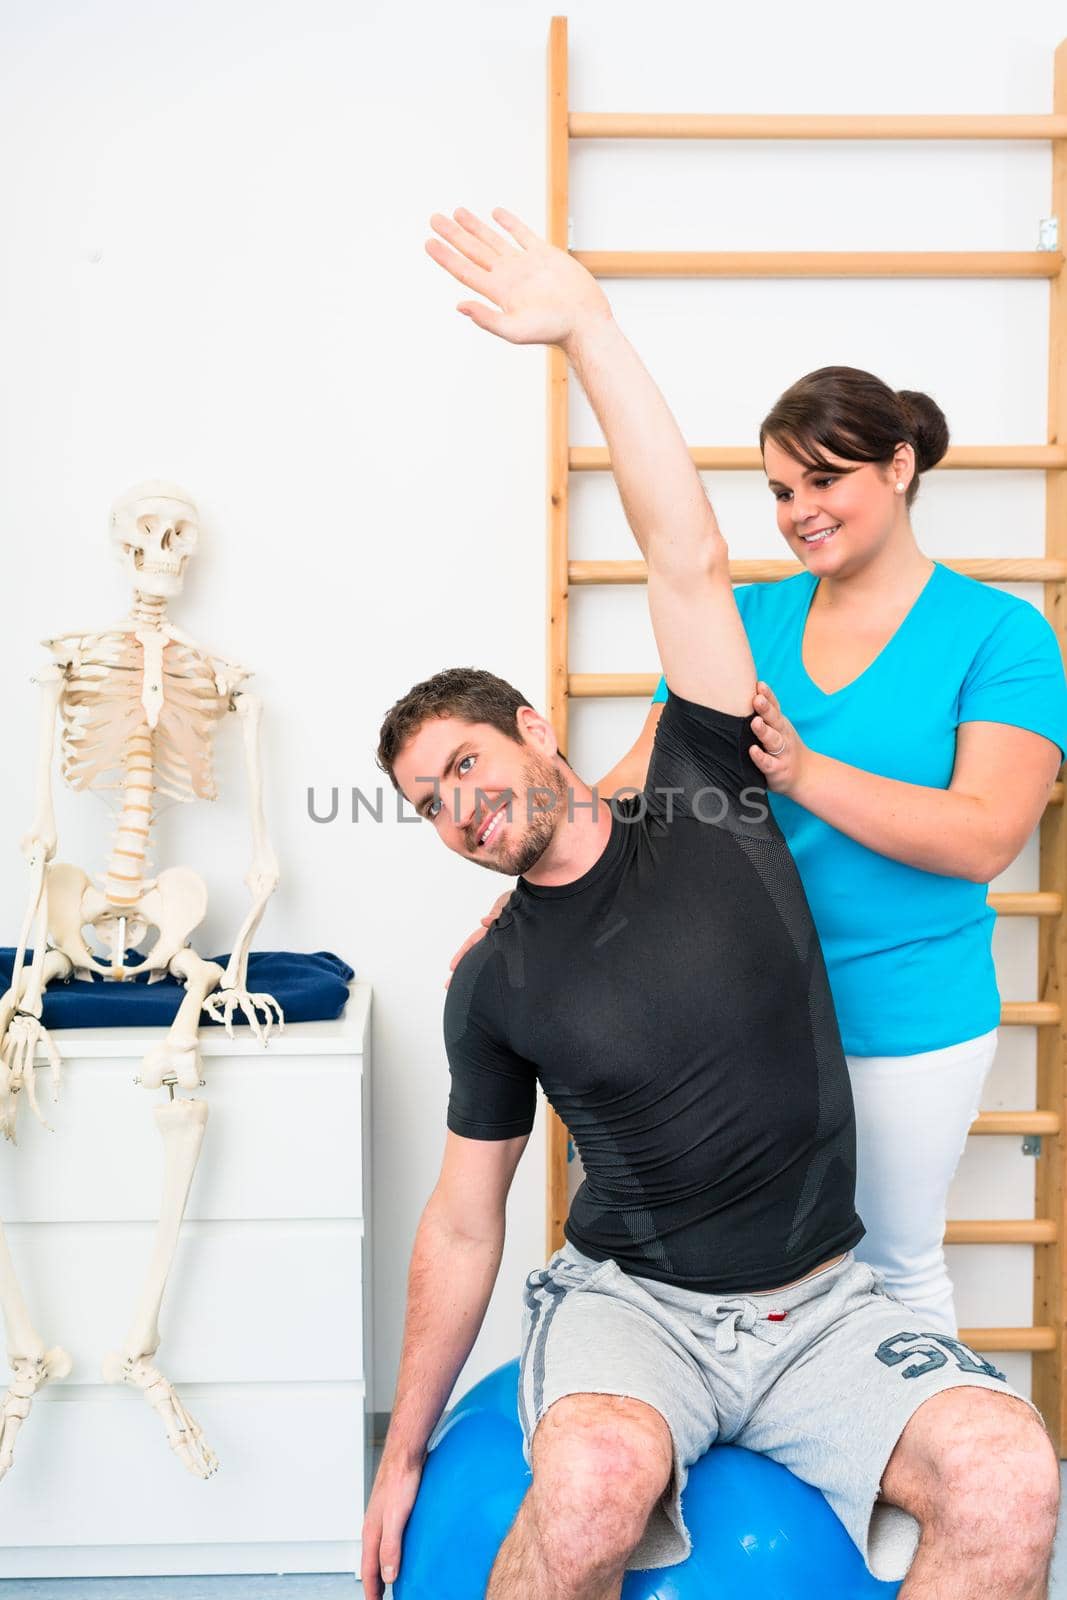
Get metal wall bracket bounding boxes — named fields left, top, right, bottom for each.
left=1038, top=217, right=1059, bottom=251
left=1023, top=1134, right=1043, bottom=1157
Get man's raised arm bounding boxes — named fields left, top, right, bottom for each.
left=426, top=206, right=755, bottom=716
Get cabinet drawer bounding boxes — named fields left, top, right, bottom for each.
left=7, top=1218, right=364, bottom=1383
left=0, top=1057, right=364, bottom=1222
left=0, top=1384, right=365, bottom=1549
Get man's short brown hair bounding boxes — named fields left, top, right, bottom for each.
left=376, top=667, right=533, bottom=789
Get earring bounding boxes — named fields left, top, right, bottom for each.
left=895, top=482, right=905, bottom=494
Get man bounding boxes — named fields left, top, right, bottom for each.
left=361, top=206, right=1059, bottom=1600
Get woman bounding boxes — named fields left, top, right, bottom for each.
left=458, top=366, right=1067, bottom=1335
left=609, top=367, right=1067, bottom=1333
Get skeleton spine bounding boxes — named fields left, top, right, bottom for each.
left=105, top=733, right=154, bottom=906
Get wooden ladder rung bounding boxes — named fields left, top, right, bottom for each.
left=568, top=113, right=1067, bottom=142
left=989, top=893, right=1063, bottom=916
left=570, top=444, right=1067, bottom=472
left=567, top=558, right=1067, bottom=586
left=946, top=1220, right=1057, bottom=1244
left=960, top=1326, right=1058, bottom=1353
left=570, top=673, right=660, bottom=698
left=1002, top=1002, right=1063, bottom=1026
left=575, top=250, right=1064, bottom=280
left=970, top=1111, right=1062, bottom=1135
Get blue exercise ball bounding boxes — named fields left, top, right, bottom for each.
left=393, top=1359, right=900, bottom=1599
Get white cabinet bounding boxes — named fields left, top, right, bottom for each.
left=0, top=979, right=372, bottom=1578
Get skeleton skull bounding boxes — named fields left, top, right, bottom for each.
left=110, top=481, right=199, bottom=598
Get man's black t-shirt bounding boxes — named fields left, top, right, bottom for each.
left=443, top=690, right=863, bottom=1293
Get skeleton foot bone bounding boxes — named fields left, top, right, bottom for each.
left=0, top=1347, right=73, bottom=1480
left=105, top=1095, right=217, bottom=1476
left=0, top=1219, right=72, bottom=1480
left=101, top=1350, right=218, bottom=1478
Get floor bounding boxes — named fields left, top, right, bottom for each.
left=0, top=1584, right=360, bottom=1598
left=2, top=1462, right=1066, bottom=1597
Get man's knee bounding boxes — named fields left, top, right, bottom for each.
left=885, top=1390, right=1059, bottom=1569
left=530, top=1392, right=674, bottom=1572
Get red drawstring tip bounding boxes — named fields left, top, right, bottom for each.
left=766, top=1311, right=788, bottom=1322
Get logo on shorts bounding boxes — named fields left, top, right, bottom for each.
left=874, top=1332, right=1006, bottom=1384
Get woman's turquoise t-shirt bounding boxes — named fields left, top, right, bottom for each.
left=652, top=562, right=1067, bottom=1056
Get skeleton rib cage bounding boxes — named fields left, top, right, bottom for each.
left=54, top=630, right=232, bottom=804
left=47, top=627, right=242, bottom=905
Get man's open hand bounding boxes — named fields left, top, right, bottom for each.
left=361, top=1454, right=423, bottom=1598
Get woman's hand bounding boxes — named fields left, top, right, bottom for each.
left=425, top=206, right=612, bottom=352
left=445, top=890, right=513, bottom=988
left=748, top=681, right=808, bottom=796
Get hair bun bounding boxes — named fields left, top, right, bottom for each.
left=897, top=389, right=950, bottom=473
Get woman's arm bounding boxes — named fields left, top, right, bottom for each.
left=751, top=682, right=1062, bottom=882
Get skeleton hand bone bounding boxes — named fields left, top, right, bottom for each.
left=0, top=1012, right=62, bottom=1137
left=202, top=986, right=284, bottom=1044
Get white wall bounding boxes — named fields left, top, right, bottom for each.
left=0, top=0, right=1064, bottom=1416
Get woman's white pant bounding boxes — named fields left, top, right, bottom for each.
left=846, top=1028, right=998, bottom=1336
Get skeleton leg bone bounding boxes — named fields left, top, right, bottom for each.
left=0, top=1221, right=72, bottom=1480
left=102, top=1093, right=217, bottom=1477
left=104, top=949, right=225, bottom=1477
left=139, top=946, right=223, bottom=1093
left=0, top=868, right=75, bottom=1476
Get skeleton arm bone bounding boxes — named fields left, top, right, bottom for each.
left=204, top=692, right=282, bottom=1040
left=1, top=665, right=67, bottom=1033
left=0, top=665, right=72, bottom=1138
left=225, top=692, right=279, bottom=978
left=23, top=662, right=65, bottom=861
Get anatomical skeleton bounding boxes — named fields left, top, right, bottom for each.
left=0, top=482, right=282, bottom=1480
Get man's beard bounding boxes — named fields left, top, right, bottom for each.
left=470, top=752, right=569, bottom=877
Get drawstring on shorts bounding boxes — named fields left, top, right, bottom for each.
left=702, top=1299, right=788, bottom=1353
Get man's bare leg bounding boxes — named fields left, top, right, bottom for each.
left=884, top=1389, right=1059, bottom=1599
left=487, top=1393, right=674, bottom=1600
left=488, top=1494, right=622, bottom=1600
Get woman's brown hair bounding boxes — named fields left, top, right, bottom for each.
left=759, top=365, right=949, bottom=508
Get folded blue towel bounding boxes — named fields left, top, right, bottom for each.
left=0, top=949, right=355, bottom=1028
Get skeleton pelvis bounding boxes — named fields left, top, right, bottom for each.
left=46, top=863, right=209, bottom=979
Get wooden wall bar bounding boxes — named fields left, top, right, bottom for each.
left=545, top=17, right=1067, bottom=1418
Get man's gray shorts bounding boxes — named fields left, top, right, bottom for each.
left=519, top=1241, right=1036, bottom=1583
